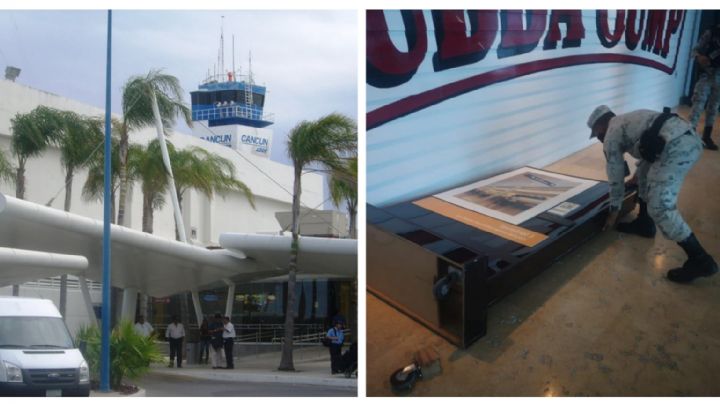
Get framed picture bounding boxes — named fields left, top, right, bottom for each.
left=434, top=167, right=598, bottom=225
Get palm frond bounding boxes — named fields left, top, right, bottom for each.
left=329, top=156, right=357, bottom=209
left=287, top=112, right=357, bottom=172
left=10, top=106, right=65, bottom=162
left=0, top=147, right=16, bottom=185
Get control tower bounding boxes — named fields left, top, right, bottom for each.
left=190, top=25, right=274, bottom=158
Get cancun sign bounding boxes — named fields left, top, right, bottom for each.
left=367, top=10, right=687, bottom=129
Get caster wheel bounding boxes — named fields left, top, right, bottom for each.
left=390, top=362, right=421, bottom=395
left=433, top=270, right=461, bottom=301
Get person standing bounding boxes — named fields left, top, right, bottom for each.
left=165, top=315, right=185, bottom=368
left=327, top=318, right=345, bottom=374
left=587, top=105, right=718, bottom=283
left=209, top=313, right=225, bottom=369
left=199, top=317, right=211, bottom=365
left=222, top=316, right=236, bottom=369
left=134, top=315, right=153, bottom=338
left=688, top=23, right=720, bottom=150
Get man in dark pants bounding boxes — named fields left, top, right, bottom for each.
left=209, top=313, right=224, bottom=369
left=222, top=316, right=236, bottom=369
left=327, top=318, right=345, bottom=374
left=688, top=23, right=720, bottom=149
left=165, top=315, right=185, bottom=368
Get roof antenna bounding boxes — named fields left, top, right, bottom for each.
left=248, top=51, right=253, bottom=85
left=232, top=34, right=235, bottom=81
left=220, top=15, right=225, bottom=79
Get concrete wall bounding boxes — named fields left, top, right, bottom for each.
left=367, top=10, right=699, bottom=205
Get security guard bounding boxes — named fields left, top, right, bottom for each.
left=588, top=105, right=718, bottom=283
left=688, top=23, right=720, bottom=150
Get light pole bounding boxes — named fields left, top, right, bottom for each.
left=100, top=8, right=113, bottom=393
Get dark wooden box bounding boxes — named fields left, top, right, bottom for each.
left=367, top=178, right=637, bottom=348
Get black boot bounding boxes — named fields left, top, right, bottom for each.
left=667, top=233, right=718, bottom=283
left=702, top=126, right=718, bottom=150
left=616, top=199, right=656, bottom=238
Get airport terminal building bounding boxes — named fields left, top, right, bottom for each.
left=0, top=75, right=356, bottom=340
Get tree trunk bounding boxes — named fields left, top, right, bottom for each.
left=59, top=168, right=74, bottom=318
left=142, top=193, right=154, bottom=234
left=138, top=293, right=148, bottom=322
left=139, top=192, right=153, bottom=327
left=116, top=124, right=129, bottom=226
left=111, top=181, right=117, bottom=225
left=63, top=168, right=73, bottom=212
left=180, top=292, right=190, bottom=366
left=279, top=166, right=302, bottom=371
left=348, top=204, right=357, bottom=239
left=15, top=160, right=25, bottom=200
left=175, top=191, right=184, bottom=241
left=11, top=161, right=25, bottom=296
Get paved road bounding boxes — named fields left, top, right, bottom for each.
left=137, top=373, right=357, bottom=397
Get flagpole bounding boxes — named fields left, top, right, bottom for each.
left=100, top=8, right=112, bottom=393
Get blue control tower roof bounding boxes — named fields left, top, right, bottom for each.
left=191, top=77, right=274, bottom=128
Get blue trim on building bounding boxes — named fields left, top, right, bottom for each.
left=208, top=117, right=273, bottom=128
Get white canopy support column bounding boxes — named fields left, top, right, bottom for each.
left=120, top=288, right=138, bottom=323
left=190, top=289, right=203, bottom=326
left=78, top=276, right=97, bottom=327
left=223, top=279, right=235, bottom=318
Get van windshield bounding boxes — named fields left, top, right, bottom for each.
left=0, top=317, right=74, bottom=349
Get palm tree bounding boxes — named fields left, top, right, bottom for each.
left=116, top=70, right=192, bottom=229
left=10, top=106, right=64, bottom=199
left=128, top=140, right=168, bottom=234
left=54, top=111, right=104, bottom=317
left=82, top=120, right=141, bottom=225
left=9, top=106, right=64, bottom=297
left=56, top=112, right=104, bottom=212
left=171, top=145, right=255, bottom=238
left=0, top=148, right=15, bottom=187
left=279, top=113, right=357, bottom=371
left=329, top=156, right=358, bottom=239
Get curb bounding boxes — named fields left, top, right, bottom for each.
left=90, top=387, right=146, bottom=397
left=149, top=368, right=357, bottom=388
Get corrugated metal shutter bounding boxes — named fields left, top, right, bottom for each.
left=367, top=10, right=697, bottom=206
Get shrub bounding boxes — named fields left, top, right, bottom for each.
left=75, top=321, right=164, bottom=390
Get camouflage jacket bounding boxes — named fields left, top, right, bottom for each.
left=693, top=27, right=720, bottom=68
left=603, top=110, right=692, bottom=210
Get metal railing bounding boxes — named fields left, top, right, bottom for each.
left=192, top=105, right=274, bottom=123
left=155, top=322, right=334, bottom=344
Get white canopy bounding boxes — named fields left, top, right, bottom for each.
left=0, top=193, right=355, bottom=297
left=0, top=247, right=88, bottom=288
left=219, top=233, right=357, bottom=277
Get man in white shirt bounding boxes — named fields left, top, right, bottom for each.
left=165, top=316, right=185, bottom=368
left=222, top=316, right=236, bottom=369
left=134, top=315, right=153, bottom=338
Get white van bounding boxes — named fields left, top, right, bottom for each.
left=0, top=297, right=90, bottom=396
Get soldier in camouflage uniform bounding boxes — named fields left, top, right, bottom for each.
left=688, top=24, right=720, bottom=150
left=587, top=105, right=718, bottom=283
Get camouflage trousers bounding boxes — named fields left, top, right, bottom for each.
left=636, top=132, right=702, bottom=242
left=689, top=68, right=720, bottom=128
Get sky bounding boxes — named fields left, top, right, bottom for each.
left=0, top=10, right=358, bottom=166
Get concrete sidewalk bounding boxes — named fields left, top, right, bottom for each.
left=149, top=346, right=357, bottom=388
